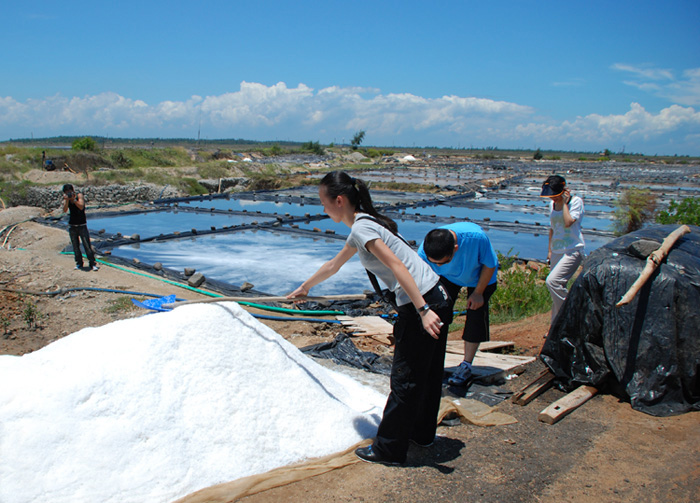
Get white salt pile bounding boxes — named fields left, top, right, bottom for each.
left=0, top=302, right=385, bottom=503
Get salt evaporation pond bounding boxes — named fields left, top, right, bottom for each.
left=81, top=182, right=616, bottom=296
left=177, top=197, right=327, bottom=216
left=111, top=229, right=372, bottom=296
left=399, top=202, right=615, bottom=230
left=287, top=217, right=609, bottom=260
left=88, top=210, right=265, bottom=239
left=99, top=201, right=613, bottom=295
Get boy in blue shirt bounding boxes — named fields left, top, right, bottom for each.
left=418, top=222, right=498, bottom=385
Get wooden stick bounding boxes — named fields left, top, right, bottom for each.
left=162, top=293, right=367, bottom=309
left=512, top=368, right=555, bottom=406
left=616, top=225, right=691, bottom=307
left=538, top=385, right=598, bottom=424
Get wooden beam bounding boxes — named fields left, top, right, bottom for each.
left=445, top=351, right=536, bottom=384
left=538, top=385, right=598, bottom=424
left=335, top=316, right=393, bottom=337
left=512, top=368, right=555, bottom=406
left=446, top=340, right=514, bottom=354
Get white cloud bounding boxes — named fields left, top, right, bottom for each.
left=514, top=102, right=700, bottom=152
left=0, top=81, right=698, bottom=154
left=613, top=64, right=700, bottom=106
left=665, top=68, right=700, bottom=107
left=612, top=63, right=674, bottom=81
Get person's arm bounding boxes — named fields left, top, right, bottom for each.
left=547, top=227, right=553, bottom=263
left=466, top=265, right=496, bottom=310
left=62, top=194, right=70, bottom=213
left=74, top=193, right=86, bottom=211
left=366, top=238, right=443, bottom=339
left=560, top=189, right=577, bottom=228
left=287, top=243, right=357, bottom=298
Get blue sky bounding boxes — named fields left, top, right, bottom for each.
left=2, top=0, right=699, bottom=155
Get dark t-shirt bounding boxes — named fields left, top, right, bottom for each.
left=67, top=199, right=87, bottom=226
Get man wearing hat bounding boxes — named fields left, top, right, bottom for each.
left=540, top=175, right=584, bottom=329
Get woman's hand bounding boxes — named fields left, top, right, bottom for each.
left=286, top=285, right=308, bottom=299
left=420, top=309, right=443, bottom=339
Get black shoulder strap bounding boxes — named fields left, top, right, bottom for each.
left=355, top=215, right=405, bottom=310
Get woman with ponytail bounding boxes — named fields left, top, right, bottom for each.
left=288, top=171, right=452, bottom=465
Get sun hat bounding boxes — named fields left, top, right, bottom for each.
left=540, top=175, right=566, bottom=197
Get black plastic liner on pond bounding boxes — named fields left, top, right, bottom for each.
left=541, top=224, right=700, bottom=417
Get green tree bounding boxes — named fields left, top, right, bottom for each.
left=613, top=188, right=658, bottom=235
left=656, top=197, right=700, bottom=226
left=351, top=130, right=365, bottom=150
left=533, top=148, right=543, bottom=160
left=300, top=141, right=324, bottom=155
left=72, top=137, right=97, bottom=151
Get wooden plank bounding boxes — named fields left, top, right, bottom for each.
left=370, top=334, right=394, bottom=346
left=446, top=340, right=514, bottom=354
left=445, top=351, right=536, bottom=384
left=335, top=315, right=394, bottom=337
left=512, top=368, right=555, bottom=405
left=538, top=385, right=598, bottom=424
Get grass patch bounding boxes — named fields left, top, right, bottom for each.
left=372, top=181, right=441, bottom=193
left=104, top=296, right=139, bottom=314
left=0, top=180, right=33, bottom=206
left=111, top=147, right=191, bottom=169
left=449, top=254, right=551, bottom=332
left=490, top=260, right=551, bottom=324
left=197, top=163, right=233, bottom=179
left=242, top=166, right=300, bottom=190
left=178, top=177, right=208, bottom=196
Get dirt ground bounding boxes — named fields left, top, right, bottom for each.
left=1, top=206, right=697, bottom=503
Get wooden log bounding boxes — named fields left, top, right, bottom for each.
left=512, top=368, right=555, bottom=406
left=616, top=225, right=691, bottom=307
left=538, top=385, right=598, bottom=424
left=163, top=294, right=367, bottom=309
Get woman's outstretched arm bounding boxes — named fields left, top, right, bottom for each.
left=287, top=243, right=357, bottom=298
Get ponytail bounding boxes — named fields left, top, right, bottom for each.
left=320, top=171, right=397, bottom=233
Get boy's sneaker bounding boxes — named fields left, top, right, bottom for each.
left=75, top=265, right=83, bottom=270
left=92, top=265, right=99, bottom=271
left=448, top=361, right=473, bottom=386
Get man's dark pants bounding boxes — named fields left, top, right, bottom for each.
left=69, top=224, right=96, bottom=268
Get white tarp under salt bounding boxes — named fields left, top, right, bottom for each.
left=0, top=302, right=385, bottom=503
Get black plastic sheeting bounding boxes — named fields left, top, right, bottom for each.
left=541, top=225, right=700, bottom=417
left=301, top=334, right=393, bottom=375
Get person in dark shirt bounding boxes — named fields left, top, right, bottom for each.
left=62, top=184, right=98, bottom=271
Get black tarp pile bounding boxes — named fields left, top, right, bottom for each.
left=541, top=224, right=700, bottom=417
left=301, top=334, right=393, bottom=375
